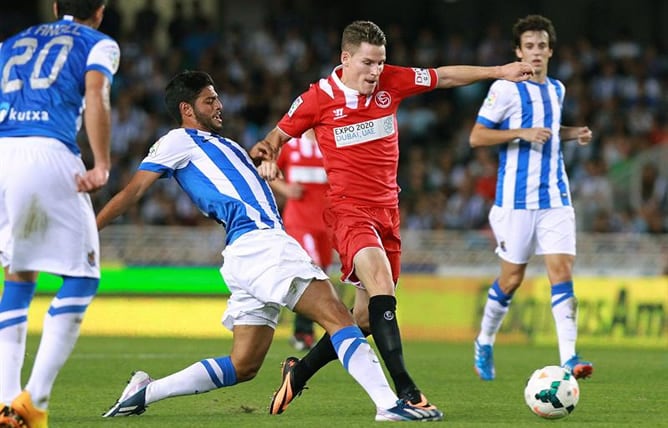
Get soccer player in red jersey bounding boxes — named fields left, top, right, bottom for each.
left=260, top=20, right=534, bottom=415
left=270, top=129, right=333, bottom=351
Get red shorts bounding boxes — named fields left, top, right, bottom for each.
left=323, top=204, right=401, bottom=284
left=284, top=226, right=334, bottom=269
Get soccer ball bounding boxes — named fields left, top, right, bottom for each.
left=524, top=365, right=579, bottom=419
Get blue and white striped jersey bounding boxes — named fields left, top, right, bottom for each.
left=0, top=15, right=119, bottom=154
left=139, top=128, right=284, bottom=245
left=476, top=78, right=571, bottom=210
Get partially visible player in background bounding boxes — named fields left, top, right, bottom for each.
left=469, top=14, right=593, bottom=381
left=270, top=129, right=332, bottom=351
left=0, top=1, right=120, bottom=427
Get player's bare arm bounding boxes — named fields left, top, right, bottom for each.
left=261, top=127, right=292, bottom=156
left=269, top=178, right=303, bottom=199
left=257, top=160, right=284, bottom=182
left=97, top=170, right=161, bottom=230
left=470, top=123, right=552, bottom=147
left=256, top=127, right=292, bottom=180
left=248, top=140, right=275, bottom=165
left=77, top=70, right=112, bottom=193
left=436, top=62, right=534, bottom=89
left=560, top=125, right=592, bottom=145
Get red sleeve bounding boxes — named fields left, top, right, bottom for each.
left=381, top=64, right=439, bottom=98
left=277, top=84, right=319, bottom=138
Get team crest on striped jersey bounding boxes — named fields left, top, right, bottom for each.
left=148, top=138, right=164, bottom=157
left=484, top=91, right=498, bottom=108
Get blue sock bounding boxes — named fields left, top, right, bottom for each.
left=0, top=281, right=36, bottom=403
left=0, top=280, right=36, bottom=328
left=489, top=279, right=513, bottom=307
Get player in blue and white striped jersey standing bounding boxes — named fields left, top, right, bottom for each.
left=97, top=70, right=442, bottom=422
left=0, top=1, right=119, bottom=427
left=469, top=14, right=593, bottom=382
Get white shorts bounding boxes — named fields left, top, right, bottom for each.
left=0, top=138, right=100, bottom=277
left=488, top=205, right=576, bottom=264
left=220, top=228, right=329, bottom=331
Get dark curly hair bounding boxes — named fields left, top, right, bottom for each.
left=512, top=14, right=557, bottom=49
left=164, top=70, right=215, bottom=125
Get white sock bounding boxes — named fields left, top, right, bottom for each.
left=26, top=312, right=82, bottom=409
left=331, top=326, right=397, bottom=410
left=551, top=281, right=577, bottom=364
left=477, top=280, right=512, bottom=345
left=146, top=356, right=237, bottom=405
left=0, top=321, right=28, bottom=403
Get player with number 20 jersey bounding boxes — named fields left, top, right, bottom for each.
left=0, top=12, right=119, bottom=276
left=0, top=15, right=119, bottom=154
left=0, top=2, right=119, bottom=427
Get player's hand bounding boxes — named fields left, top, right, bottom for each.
left=520, top=127, right=552, bottom=144
left=257, top=160, right=283, bottom=181
left=500, top=61, right=534, bottom=82
left=576, top=126, right=592, bottom=146
left=76, top=166, right=109, bottom=192
left=249, top=140, right=277, bottom=165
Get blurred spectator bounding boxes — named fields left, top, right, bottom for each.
left=608, top=27, right=641, bottom=60
left=649, top=114, right=668, bottom=145
left=442, top=32, right=475, bottom=65
left=573, top=158, right=614, bottom=231
left=133, top=0, right=160, bottom=42
left=476, top=23, right=511, bottom=66
left=632, top=162, right=668, bottom=214
left=110, top=92, right=150, bottom=158
left=191, top=0, right=212, bottom=28
left=471, top=148, right=498, bottom=207
left=98, top=0, right=122, bottom=40
left=441, top=170, right=487, bottom=230
left=167, top=0, right=189, bottom=49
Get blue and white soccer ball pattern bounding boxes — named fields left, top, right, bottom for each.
left=524, top=365, right=579, bottom=419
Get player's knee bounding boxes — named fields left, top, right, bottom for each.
left=233, top=361, right=262, bottom=382
left=311, top=300, right=355, bottom=333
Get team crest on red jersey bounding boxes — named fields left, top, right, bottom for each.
left=375, top=91, right=391, bottom=108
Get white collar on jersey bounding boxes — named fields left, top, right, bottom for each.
left=63, top=15, right=74, bottom=21
left=330, top=65, right=362, bottom=97
left=330, top=65, right=374, bottom=107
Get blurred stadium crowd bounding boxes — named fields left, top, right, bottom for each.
left=4, top=1, right=668, bottom=234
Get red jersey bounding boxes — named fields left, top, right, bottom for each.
left=276, top=134, right=328, bottom=230
left=277, top=64, right=438, bottom=207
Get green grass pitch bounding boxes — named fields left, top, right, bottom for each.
left=25, top=335, right=668, bottom=427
